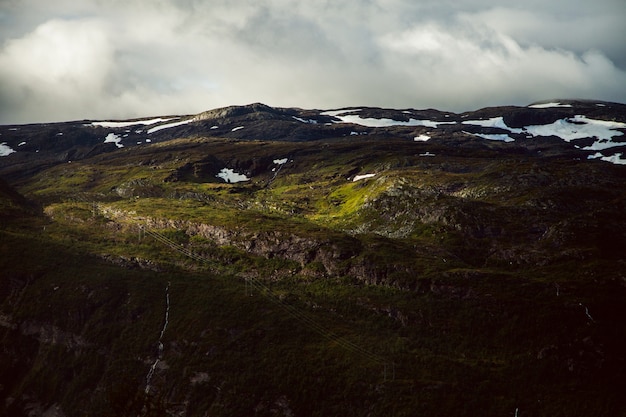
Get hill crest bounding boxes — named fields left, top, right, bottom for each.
left=1, top=100, right=625, bottom=183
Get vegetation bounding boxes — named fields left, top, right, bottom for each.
left=1, top=106, right=626, bottom=416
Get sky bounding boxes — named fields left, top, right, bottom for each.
left=1, top=0, right=625, bottom=124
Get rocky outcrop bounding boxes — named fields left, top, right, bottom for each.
left=15, top=321, right=90, bottom=351
left=99, top=207, right=430, bottom=287
left=97, top=254, right=161, bottom=271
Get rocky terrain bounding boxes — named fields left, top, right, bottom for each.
left=1, top=99, right=625, bottom=416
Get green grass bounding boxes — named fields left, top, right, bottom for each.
left=2, top=134, right=626, bottom=416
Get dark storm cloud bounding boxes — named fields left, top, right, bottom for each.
left=1, top=0, right=625, bottom=123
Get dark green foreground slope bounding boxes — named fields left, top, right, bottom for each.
left=1, top=106, right=626, bottom=416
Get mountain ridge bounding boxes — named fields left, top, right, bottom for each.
left=1, top=99, right=625, bottom=184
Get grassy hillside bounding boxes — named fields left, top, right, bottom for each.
left=2, top=124, right=626, bottom=416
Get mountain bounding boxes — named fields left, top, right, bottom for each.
left=1, top=100, right=625, bottom=417
left=1, top=100, right=625, bottom=182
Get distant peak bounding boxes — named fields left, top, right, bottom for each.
left=194, top=103, right=278, bottom=121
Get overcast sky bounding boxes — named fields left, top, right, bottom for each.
left=1, top=0, right=625, bottom=124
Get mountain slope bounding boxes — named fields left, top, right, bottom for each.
left=1, top=99, right=625, bottom=182
left=1, top=100, right=625, bottom=417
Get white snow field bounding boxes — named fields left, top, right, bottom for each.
left=338, top=114, right=454, bottom=128
left=103, top=133, right=123, bottom=148
left=216, top=168, right=250, bottom=183
left=292, top=116, right=318, bottom=124
left=588, top=152, right=626, bottom=165
left=523, top=116, right=626, bottom=142
left=462, top=117, right=523, bottom=134
left=528, top=102, right=573, bottom=109
left=353, top=173, right=376, bottom=182
left=147, top=119, right=193, bottom=134
left=462, top=115, right=625, bottom=143
left=461, top=115, right=626, bottom=163
left=0, top=142, right=16, bottom=156
left=322, top=108, right=625, bottom=165
left=89, top=118, right=178, bottom=128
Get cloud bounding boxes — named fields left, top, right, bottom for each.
left=376, top=20, right=626, bottom=110
left=0, top=3, right=220, bottom=123
left=0, top=0, right=625, bottom=123
left=460, top=5, right=626, bottom=68
left=0, top=18, right=115, bottom=122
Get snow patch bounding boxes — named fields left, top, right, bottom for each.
left=147, top=119, right=193, bottom=134
left=90, top=117, right=177, bottom=128
left=0, top=142, right=16, bottom=156
left=588, top=152, right=626, bottom=165
left=353, top=173, right=376, bottom=182
left=419, top=152, right=436, bottom=157
left=524, top=115, right=626, bottom=142
left=463, top=114, right=626, bottom=165
left=18, top=141, right=26, bottom=146
left=474, top=133, right=515, bottom=142
left=334, top=114, right=454, bottom=128
left=414, top=134, right=430, bottom=142
left=292, top=116, right=318, bottom=124
left=462, top=117, right=523, bottom=134
left=231, top=126, right=244, bottom=132
left=273, top=158, right=288, bottom=165
left=581, top=140, right=624, bottom=151
left=528, top=102, right=573, bottom=109
left=210, top=125, right=219, bottom=129
left=463, top=115, right=626, bottom=158
left=104, top=133, right=124, bottom=148
left=216, top=168, right=250, bottom=183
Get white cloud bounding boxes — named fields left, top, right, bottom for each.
left=0, top=18, right=114, bottom=122
left=0, top=7, right=220, bottom=123
left=461, top=5, right=626, bottom=67
left=376, top=20, right=626, bottom=110
left=0, top=0, right=625, bottom=123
